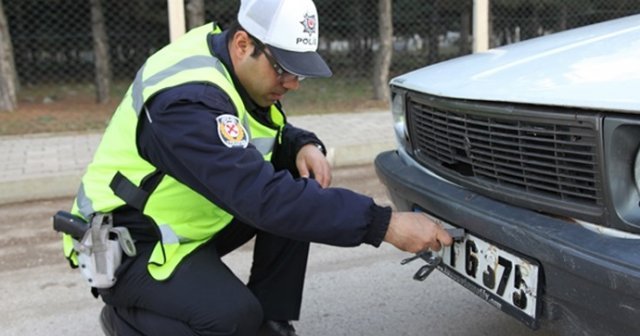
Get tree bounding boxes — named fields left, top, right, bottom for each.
left=186, top=0, right=205, bottom=30
left=459, top=2, right=471, bottom=55
left=90, top=0, right=112, bottom=104
left=0, top=0, right=17, bottom=112
left=427, top=0, right=441, bottom=64
left=372, top=0, right=392, bottom=101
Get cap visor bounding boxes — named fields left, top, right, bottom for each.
left=269, top=46, right=332, bottom=78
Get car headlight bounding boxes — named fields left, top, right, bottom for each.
left=604, top=117, right=640, bottom=230
left=391, top=90, right=410, bottom=150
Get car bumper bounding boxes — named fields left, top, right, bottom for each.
left=375, top=150, right=640, bottom=335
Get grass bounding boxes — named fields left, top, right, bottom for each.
left=281, top=76, right=388, bottom=115
left=0, top=76, right=388, bottom=136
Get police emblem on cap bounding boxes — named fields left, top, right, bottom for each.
left=216, top=115, right=249, bottom=148
left=300, top=13, right=316, bottom=36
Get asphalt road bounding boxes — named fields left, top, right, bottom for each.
left=0, top=164, right=559, bottom=336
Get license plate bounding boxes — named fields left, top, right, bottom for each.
left=426, top=213, right=541, bottom=328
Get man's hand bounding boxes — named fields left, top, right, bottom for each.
left=384, top=212, right=453, bottom=253
left=296, top=143, right=332, bottom=188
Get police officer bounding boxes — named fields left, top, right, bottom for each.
left=61, top=0, right=453, bottom=335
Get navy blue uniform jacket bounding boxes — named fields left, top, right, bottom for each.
left=124, top=30, right=391, bottom=247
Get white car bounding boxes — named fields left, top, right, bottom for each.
left=376, top=14, right=640, bottom=336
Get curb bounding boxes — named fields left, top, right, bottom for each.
left=0, top=141, right=395, bottom=205
left=0, top=174, right=82, bottom=205
left=0, top=110, right=396, bottom=205
left=327, top=141, right=395, bottom=168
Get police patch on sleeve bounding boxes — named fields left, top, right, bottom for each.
left=216, top=114, right=249, bottom=148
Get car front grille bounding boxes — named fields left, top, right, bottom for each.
left=407, top=93, right=604, bottom=218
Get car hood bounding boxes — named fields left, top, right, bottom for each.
left=391, top=14, right=640, bottom=113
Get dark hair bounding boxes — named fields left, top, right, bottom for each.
left=227, top=20, right=262, bottom=58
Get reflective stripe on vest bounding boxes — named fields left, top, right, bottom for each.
left=131, top=56, right=228, bottom=116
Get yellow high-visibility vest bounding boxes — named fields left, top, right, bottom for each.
left=63, top=23, right=285, bottom=280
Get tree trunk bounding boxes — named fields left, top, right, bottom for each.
left=186, top=0, right=205, bottom=30
left=459, top=4, right=471, bottom=55
left=90, top=0, right=111, bottom=104
left=372, top=0, right=392, bottom=101
left=0, top=0, right=17, bottom=112
left=427, top=0, right=440, bottom=64
left=350, top=1, right=367, bottom=77
left=558, top=4, right=568, bottom=31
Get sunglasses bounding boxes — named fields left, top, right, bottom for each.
left=250, top=36, right=306, bottom=82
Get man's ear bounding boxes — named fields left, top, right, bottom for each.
left=230, top=31, right=251, bottom=58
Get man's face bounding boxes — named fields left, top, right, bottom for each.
left=231, top=32, right=301, bottom=107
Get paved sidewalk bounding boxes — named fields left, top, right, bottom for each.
left=0, top=110, right=395, bottom=205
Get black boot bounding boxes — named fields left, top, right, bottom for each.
left=99, top=305, right=117, bottom=336
left=258, top=320, right=298, bottom=336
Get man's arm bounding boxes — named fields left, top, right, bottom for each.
left=137, top=83, right=452, bottom=251
left=137, top=83, right=383, bottom=246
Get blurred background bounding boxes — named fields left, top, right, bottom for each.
left=0, top=0, right=639, bottom=135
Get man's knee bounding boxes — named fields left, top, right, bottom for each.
left=195, top=292, right=264, bottom=335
